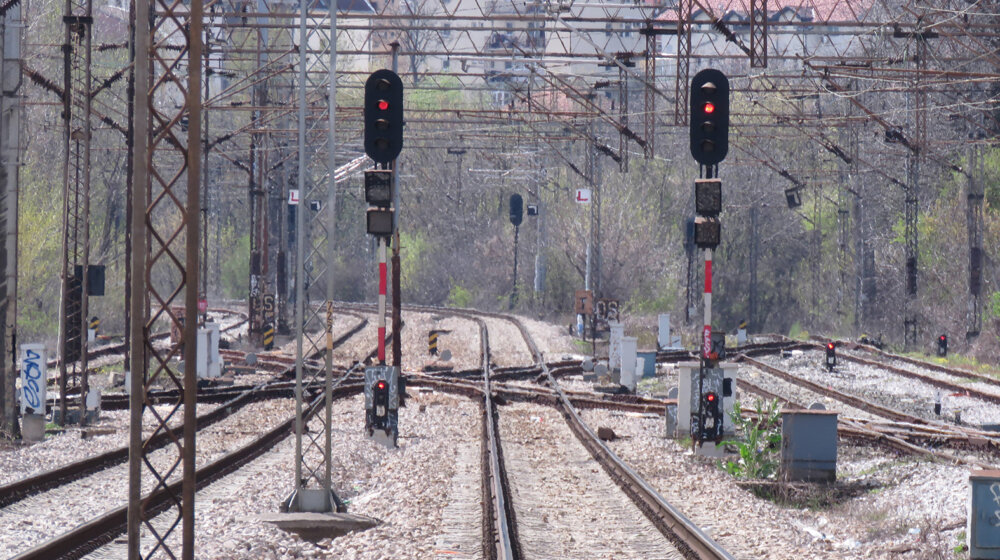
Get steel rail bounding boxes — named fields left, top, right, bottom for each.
left=0, top=384, right=294, bottom=509
left=736, top=376, right=998, bottom=456
left=3, top=314, right=371, bottom=510
left=492, top=311, right=734, bottom=560
left=476, top=318, right=520, bottom=560
left=45, top=311, right=367, bottom=409
left=9, top=381, right=363, bottom=560
left=816, top=335, right=1000, bottom=390
left=8, top=321, right=388, bottom=559
left=739, top=354, right=1000, bottom=443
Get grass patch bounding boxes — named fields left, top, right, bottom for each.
left=899, top=351, right=999, bottom=376
left=719, top=398, right=782, bottom=480
left=571, top=339, right=593, bottom=354
left=636, top=331, right=658, bottom=350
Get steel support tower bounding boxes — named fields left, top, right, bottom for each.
left=56, top=0, right=93, bottom=426
left=126, top=0, right=202, bottom=557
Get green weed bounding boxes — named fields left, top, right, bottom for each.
left=719, top=398, right=783, bottom=480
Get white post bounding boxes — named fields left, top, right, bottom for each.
left=621, top=336, right=638, bottom=392
left=206, top=322, right=221, bottom=378
left=19, top=344, right=46, bottom=415
left=657, top=313, right=671, bottom=349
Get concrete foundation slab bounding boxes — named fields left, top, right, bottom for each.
left=259, top=512, right=380, bottom=541
left=695, top=441, right=727, bottom=458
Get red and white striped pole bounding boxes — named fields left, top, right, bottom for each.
left=702, top=248, right=713, bottom=360
left=378, top=239, right=387, bottom=364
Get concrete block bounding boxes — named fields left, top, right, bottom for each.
left=637, top=352, right=656, bottom=377
left=665, top=402, right=677, bottom=438
left=21, top=413, right=45, bottom=442
left=780, top=409, right=838, bottom=482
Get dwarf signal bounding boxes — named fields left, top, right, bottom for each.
left=365, top=365, right=400, bottom=448
left=825, top=342, right=836, bottom=372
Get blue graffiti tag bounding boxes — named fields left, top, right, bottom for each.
left=22, top=349, right=42, bottom=410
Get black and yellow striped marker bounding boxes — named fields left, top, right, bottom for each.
left=89, top=316, right=100, bottom=335
left=428, top=330, right=438, bottom=356
left=738, top=319, right=747, bottom=330
left=263, top=324, right=275, bottom=350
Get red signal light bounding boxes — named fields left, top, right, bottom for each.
left=703, top=102, right=716, bottom=115
left=706, top=393, right=716, bottom=403
left=940, top=335, right=946, bottom=341
left=376, top=380, right=386, bottom=390
left=827, top=343, right=835, bottom=351
left=377, top=100, right=389, bottom=111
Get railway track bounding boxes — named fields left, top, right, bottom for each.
left=413, top=306, right=732, bottom=559
left=508, top=314, right=733, bottom=560
left=1, top=312, right=384, bottom=559
left=44, top=310, right=368, bottom=411
left=12, top=306, right=898, bottom=559
left=373, top=305, right=733, bottom=559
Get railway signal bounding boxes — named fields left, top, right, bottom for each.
left=363, top=69, right=404, bottom=164
left=700, top=391, right=722, bottom=440
left=509, top=193, right=523, bottom=308
left=365, top=168, right=394, bottom=237
left=365, top=365, right=400, bottom=447
left=693, top=179, right=721, bottom=250
left=509, top=193, right=523, bottom=226
left=693, top=366, right=725, bottom=442
left=825, top=342, right=837, bottom=372
left=937, top=334, right=947, bottom=357
left=689, top=69, right=729, bottom=167
left=687, top=71, right=730, bottom=450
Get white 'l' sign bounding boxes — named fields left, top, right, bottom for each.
left=20, top=344, right=46, bottom=415
left=288, top=189, right=300, bottom=205
left=575, top=188, right=592, bottom=204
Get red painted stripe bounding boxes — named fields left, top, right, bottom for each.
left=378, top=327, right=386, bottom=362
left=379, top=262, right=387, bottom=294
left=704, top=260, right=712, bottom=293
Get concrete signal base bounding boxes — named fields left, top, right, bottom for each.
left=259, top=512, right=380, bottom=542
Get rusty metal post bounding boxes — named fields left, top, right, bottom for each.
left=391, top=43, right=402, bottom=369
left=56, top=0, right=94, bottom=426
left=184, top=3, right=203, bottom=555
left=126, top=0, right=149, bottom=553
left=643, top=27, right=655, bottom=159
left=127, top=0, right=201, bottom=555
left=750, top=0, right=768, bottom=68
left=967, top=145, right=984, bottom=339
left=0, top=1, right=22, bottom=440
left=675, top=0, right=691, bottom=126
